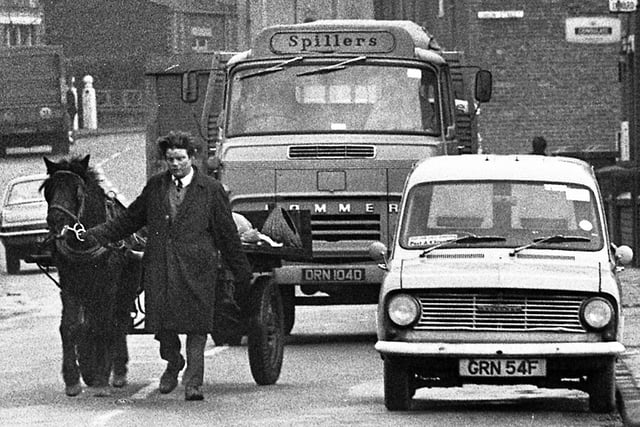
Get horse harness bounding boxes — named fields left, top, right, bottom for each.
left=38, top=170, right=131, bottom=287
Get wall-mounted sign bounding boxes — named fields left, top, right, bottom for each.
left=191, top=27, right=212, bottom=37
left=609, top=0, right=637, bottom=13
left=0, top=13, right=42, bottom=25
left=566, top=17, right=620, bottom=44
left=477, top=11, right=524, bottom=19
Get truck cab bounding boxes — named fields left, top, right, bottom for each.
left=181, top=20, right=491, bottom=334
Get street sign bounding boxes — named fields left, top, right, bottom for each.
left=565, top=17, right=621, bottom=44
left=609, top=0, right=637, bottom=13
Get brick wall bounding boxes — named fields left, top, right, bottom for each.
left=463, top=0, right=622, bottom=155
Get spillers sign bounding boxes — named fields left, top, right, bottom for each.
left=270, top=30, right=396, bottom=54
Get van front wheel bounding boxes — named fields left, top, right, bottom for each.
left=587, top=357, right=616, bottom=413
left=383, top=358, right=412, bottom=411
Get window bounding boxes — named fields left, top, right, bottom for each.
left=191, top=36, right=210, bottom=51
left=227, top=64, right=441, bottom=136
left=399, top=181, right=603, bottom=251
left=5, top=24, right=34, bottom=46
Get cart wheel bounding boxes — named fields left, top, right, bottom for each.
left=248, top=276, right=284, bottom=385
left=280, top=285, right=295, bottom=335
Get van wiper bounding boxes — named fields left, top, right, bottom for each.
left=420, top=234, right=506, bottom=257
left=509, top=234, right=591, bottom=257
left=296, top=56, right=366, bottom=77
left=238, top=56, right=303, bottom=80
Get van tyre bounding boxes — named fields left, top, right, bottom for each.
left=5, top=246, right=20, bottom=274
left=248, top=276, right=284, bottom=385
left=587, top=357, right=616, bottom=413
left=384, top=358, right=412, bottom=411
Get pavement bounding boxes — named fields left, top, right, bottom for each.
left=616, top=267, right=640, bottom=426
left=73, top=126, right=144, bottom=139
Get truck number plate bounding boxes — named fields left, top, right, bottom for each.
left=459, top=358, right=546, bottom=377
left=302, top=268, right=365, bottom=282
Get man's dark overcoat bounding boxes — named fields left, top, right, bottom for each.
left=91, top=168, right=251, bottom=333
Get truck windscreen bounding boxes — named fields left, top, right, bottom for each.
left=226, top=64, right=440, bottom=136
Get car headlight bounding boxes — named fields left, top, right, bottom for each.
left=387, top=294, right=420, bottom=327
left=581, top=297, right=614, bottom=330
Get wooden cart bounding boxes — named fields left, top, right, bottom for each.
left=129, top=209, right=311, bottom=385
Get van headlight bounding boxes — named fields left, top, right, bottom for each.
left=387, top=294, right=420, bottom=327
left=581, top=297, right=614, bottom=330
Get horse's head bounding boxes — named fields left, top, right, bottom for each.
left=42, top=155, right=92, bottom=238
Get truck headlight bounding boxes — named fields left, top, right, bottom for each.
left=387, top=294, right=420, bottom=327
left=581, top=297, right=614, bottom=330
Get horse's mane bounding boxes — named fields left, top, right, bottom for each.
left=42, top=156, right=105, bottom=195
left=42, top=156, right=112, bottom=227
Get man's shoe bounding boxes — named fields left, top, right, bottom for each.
left=65, top=383, right=82, bottom=397
left=159, top=358, right=185, bottom=394
left=112, top=373, right=127, bottom=388
left=185, top=385, right=204, bottom=401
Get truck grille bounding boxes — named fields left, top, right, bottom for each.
left=289, top=145, right=375, bottom=159
left=312, top=213, right=380, bottom=241
left=415, top=292, right=586, bottom=333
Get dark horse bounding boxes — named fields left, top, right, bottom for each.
left=42, top=155, right=141, bottom=396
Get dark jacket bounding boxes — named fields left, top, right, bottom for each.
left=91, top=168, right=251, bottom=333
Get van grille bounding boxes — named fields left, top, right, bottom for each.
left=414, top=292, right=586, bottom=333
left=312, top=214, right=380, bottom=242
left=289, top=145, right=375, bottom=159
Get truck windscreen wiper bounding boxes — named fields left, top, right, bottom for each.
left=237, top=56, right=303, bottom=80
left=420, top=234, right=506, bottom=257
left=509, top=234, right=591, bottom=257
left=296, top=56, right=367, bottom=77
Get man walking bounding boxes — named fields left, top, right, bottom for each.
left=84, top=131, right=251, bottom=400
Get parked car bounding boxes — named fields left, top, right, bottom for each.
left=0, top=174, right=49, bottom=274
left=370, top=154, right=633, bottom=413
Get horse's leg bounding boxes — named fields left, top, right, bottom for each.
left=91, top=332, right=114, bottom=397
left=59, top=290, right=82, bottom=396
left=111, top=255, right=140, bottom=387
left=111, top=309, right=129, bottom=387
left=77, top=321, right=96, bottom=387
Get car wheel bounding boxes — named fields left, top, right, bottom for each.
left=383, top=357, right=412, bottom=411
left=587, top=357, right=616, bottom=413
left=5, top=247, right=20, bottom=274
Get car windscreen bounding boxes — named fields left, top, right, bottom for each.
left=7, top=180, right=45, bottom=205
left=398, top=180, right=603, bottom=251
left=226, top=63, right=440, bottom=136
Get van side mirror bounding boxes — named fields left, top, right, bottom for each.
left=474, top=69, right=492, bottom=103
left=181, top=71, right=199, bottom=103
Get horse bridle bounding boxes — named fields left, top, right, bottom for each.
left=47, top=170, right=88, bottom=242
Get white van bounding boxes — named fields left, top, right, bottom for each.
left=370, top=154, right=633, bottom=413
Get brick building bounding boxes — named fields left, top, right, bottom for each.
left=375, top=0, right=623, bottom=155
left=36, top=0, right=623, bottom=154
left=42, top=0, right=236, bottom=88
left=40, top=0, right=237, bottom=126
left=0, top=0, right=44, bottom=47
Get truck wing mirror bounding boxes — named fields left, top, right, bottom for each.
left=615, top=244, right=633, bottom=265
left=474, top=69, right=492, bottom=103
left=181, top=71, right=199, bottom=103
left=368, top=241, right=389, bottom=271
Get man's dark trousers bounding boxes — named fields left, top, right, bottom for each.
left=156, top=331, right=207, bottom=387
